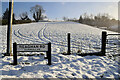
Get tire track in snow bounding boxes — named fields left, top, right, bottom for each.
left=14, top=23, right=96, bottom=52
left=37, top=24, right=68, bottom=47
left=18, top=30, right=39, bottom=40
left=42, top=24, right=101, bottom=53
left=14, top=23, right=79, bottom=49
left=42, top=25, right=83, bottom=49
left=38, top=23, right=82, bottom=55
left=37, top=24, right=50, bottom=43
left=37, top=24, right=67, bottom=52
left=14, top=29, right=41, bottom=43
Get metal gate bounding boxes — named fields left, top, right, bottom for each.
left=106, top=33, right=120, bottom=56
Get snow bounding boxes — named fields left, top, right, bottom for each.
left=0, top=22, right=120, bottom=78
left=109, top=25, right=118, bottom=31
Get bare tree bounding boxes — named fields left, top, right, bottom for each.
left=63, top=16, right=68, bottom=21
left=79, top=15, right=83, bottom=23
left=20, top=12, right=29, bottom=20
left=30, top=5, right=45, bottom=22
left=41, top=14, right=47, bottom=20
left=83, top=13, right=88, bottom=19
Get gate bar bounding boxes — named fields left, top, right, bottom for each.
left=107, top=34, right=120, bottom=36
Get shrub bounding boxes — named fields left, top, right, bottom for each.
left=2, top=19, right=32, bottom=25
left=2, top=19, right=8, bottom=25
left=14, top=20, right=32, bottom=24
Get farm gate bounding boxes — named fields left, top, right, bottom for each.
left=105, top=32, right=120, bottom=56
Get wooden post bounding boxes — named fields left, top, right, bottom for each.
left=13, top=42, right=17, bottom=65
left=67, top=33, right=71, bottom=55
left=101, top=31, right=107, bottom=55
left=48, top=42, right=51, bottom=65
left=7, top=0, right=14, bottom=56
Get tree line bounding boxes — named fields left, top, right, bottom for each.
left=2, top=5, right=47, bottom=25
left=79, top=13, right=118, bottom=28
left=63, top=13, right=118, bottom=29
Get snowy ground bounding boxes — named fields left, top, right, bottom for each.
left=0, top=22, right=120, bottom=78
left=109, top=25, right=118, bottom=32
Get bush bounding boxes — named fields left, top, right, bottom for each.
left=2, top=19, right=8, bottom=25
left=2, top=19, right=32, bottom=25
left=14, top=20, right=32, bottom=24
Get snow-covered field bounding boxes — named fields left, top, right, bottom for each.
left=109, top=25, right=118, bottom=32
left=0, top=22, right=120, bottom=78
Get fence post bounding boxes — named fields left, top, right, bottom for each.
left=67, top=33, right=71, bottom=55
left=13, top=42, right=17, bottom=65
left=48, top=42, right=51, bottom=65
left=101, top=31, right=107, bottom=55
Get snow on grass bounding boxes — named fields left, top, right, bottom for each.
left=0, top=22, right=120, bottom=78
